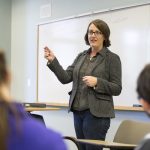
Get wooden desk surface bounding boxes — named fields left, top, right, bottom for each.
left=77, top=139, right=137, bottom=149
left=25, top=107, right=60, bottom=112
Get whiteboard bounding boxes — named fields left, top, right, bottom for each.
left=37, top=4, right=150, bottom=106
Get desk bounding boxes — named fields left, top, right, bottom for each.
left=25, top=107, right=60, bottom=112
left=64, top=136, right=137, bottom=150
left=77, top=139, right=137, bottom=149
left=25, top=107, right=60, bottom=125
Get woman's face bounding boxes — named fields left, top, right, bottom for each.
left=88, top=23, right=105, bottom=50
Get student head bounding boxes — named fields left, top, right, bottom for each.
left=84, top=19, right=111, bottom=47
left=137, top=64, right=150, bottom=114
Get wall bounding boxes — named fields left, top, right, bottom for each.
left=0, top=0, right=11, bottom=64
left=10, top=0, right=150, bottom=149
left=11, top=0, right=150, bottom=102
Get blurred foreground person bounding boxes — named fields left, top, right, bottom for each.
left=0, top=50, right=67, bottom=150
left=135, top=64, right=150, bottom=150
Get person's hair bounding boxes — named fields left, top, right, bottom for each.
left=0, top=51, right=7, bottom=84
left=84, top=19, right=111, bottom=47
left=0, top=50, right=8, bottom=150
left=0, top=50, right=19, bottom=150
left=137, top=64, right=150, bottom=104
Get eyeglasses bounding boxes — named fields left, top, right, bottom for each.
left=88, top=30, right=102, bottom=36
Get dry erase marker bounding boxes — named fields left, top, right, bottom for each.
left=133, top=104, right=142, bottom=107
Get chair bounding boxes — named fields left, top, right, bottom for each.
left=64, top=120, right=150, bottom=150
left=63, top=136, right=80, bottom=150
left=113, top=120, right=150, bottom=145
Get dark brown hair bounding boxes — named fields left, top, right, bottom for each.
left=137, top=64, right=150, bottom=104
left=0, top=50, right=8, bottom=150
left=84, top=19, right=111, bottom=47
left=0, top=50, right=20, bottom=150
left=0, top=51, right=7, bottom=84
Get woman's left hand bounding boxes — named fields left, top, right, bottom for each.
left=82, top=76, right=97, bottom=87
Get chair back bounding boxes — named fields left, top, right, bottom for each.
left=113, top=120, right=150, bottom=144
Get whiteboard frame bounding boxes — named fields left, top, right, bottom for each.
left=36, top=3, right=150, bottom=105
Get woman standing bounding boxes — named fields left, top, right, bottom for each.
left=44, top=19, right=122, bottom=150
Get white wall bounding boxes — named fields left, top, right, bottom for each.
left=0, top=0, right=11, bottom=64
left=11, top=0, right=150, bottom=102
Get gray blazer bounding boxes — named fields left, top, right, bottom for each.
left=48, top=47, right=122, bottom=118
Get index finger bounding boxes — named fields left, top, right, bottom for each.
left=44, top=46, right=49, bottom=50
left=82, top=76, right=87, bottom=81
left=44, top=46, right=51, bottom=52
